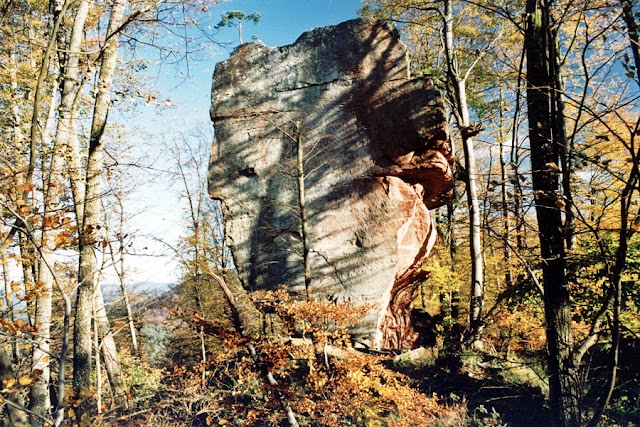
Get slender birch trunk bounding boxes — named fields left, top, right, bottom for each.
left=74, top=0, right=128, bottom=395
left=443, top=0, right=484, bottom=348
left=295, top=122, right=311, bottom=297
left=498, top=87, right=513, bottom=288
left=94, top=307, right=103, bottom=413
left=30, top=66, right=64, bottom=427
left=109, top=192, right=139, bottom=353
left=2, top=262, right=19, bottom=362
left=107, top=199, right=139, bottom=353
left=94, top=283, right=126, bottom=400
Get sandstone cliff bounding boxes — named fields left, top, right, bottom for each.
left=208, top=19, right=453, bottom=349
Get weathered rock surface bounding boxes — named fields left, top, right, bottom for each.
left=208, top=19, right=453, bottom=349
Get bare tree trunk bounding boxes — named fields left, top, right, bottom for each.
left=621, top=0, right=640, bottom=84
left=20, top=1, right=69, bottom=421
left=8, top=45, right=36, bottom=315
left=115, top=232, right=138, bottom=354
left=52, top=277, right=72, bottom=427
left=498, top=87, right=513, bottom=288
left=525, top=1, right=579, bottom=425
left=104, top=187, right=139, bottom=354
left=18, top=235, right=36, bottom=326
left=116, top=200, right=138, bottom=354
left=30, top=76, right=65, bottom=427
left=461, top=127, right=484, bottom=349
left=57, top=0, right=89, bottom=216
left=550, top=35, right=575, bottom=251
left=443, top=0, right=484, bottom=348
left=94, top=283, right=126, bottom=401
left=31, top=242, right=55, bottom=425
left=74, top=0, right=128, bottom=395
left=120, top=272, right=139, bottom=354
left=94, top=303, right=103, bottom=413
left=2, top=260, right=19, bottom=362
left=295, top=122, right=311, bottom=297
left=27, top=55, right=62, bottom=424
left=512, top=167, right=525, bottom=251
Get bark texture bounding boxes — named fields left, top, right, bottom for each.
left=525, top=1, right=579, bottom=425
left=74, top=0, right=127, bottom=394
left=208, top=19, right=453, bottom=349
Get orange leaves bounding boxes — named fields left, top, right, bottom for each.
left=15, top=198, right=30, bottom=216
left=18, top=183, right=33, bottom=193
left=293, top=351, right=459, bottom=427
left=41, top=214, right=80, bottom=249
left=251, top=289, right=372, bottom=346
left=54, top=230, right=73, bottom=248
left=0, top=316, right=34, bottom=336
left=147, top=305, right=467, bottom=427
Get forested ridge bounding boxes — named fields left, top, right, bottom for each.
left=0, top=0, right=639, bottom=426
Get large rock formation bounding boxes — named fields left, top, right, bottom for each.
left=208, top=19, right=453, bottom=349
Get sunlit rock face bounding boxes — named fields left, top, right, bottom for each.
left=208, top=19, right=453, bottom=349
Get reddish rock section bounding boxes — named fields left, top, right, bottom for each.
left=208, top=19, right=453, bottom=349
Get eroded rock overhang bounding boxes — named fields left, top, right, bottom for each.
left=208, top=18, right=453, bottom=349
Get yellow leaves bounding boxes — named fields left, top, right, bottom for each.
left=11, top=281, right=21, bottom=293
left=2, top=373, right=38, bottom=390
left=79, top=388, right=94, bottom=399
left=346, top=367, right=366, bottom=388
left=18, top=375, right=33, bottom=386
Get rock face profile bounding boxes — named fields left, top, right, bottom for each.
left=208, top=19, right=453, bottom=349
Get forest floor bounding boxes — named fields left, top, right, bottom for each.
left=391, top=350, right=552, bottom=427
left=424, top=366, right=550, bottom=426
